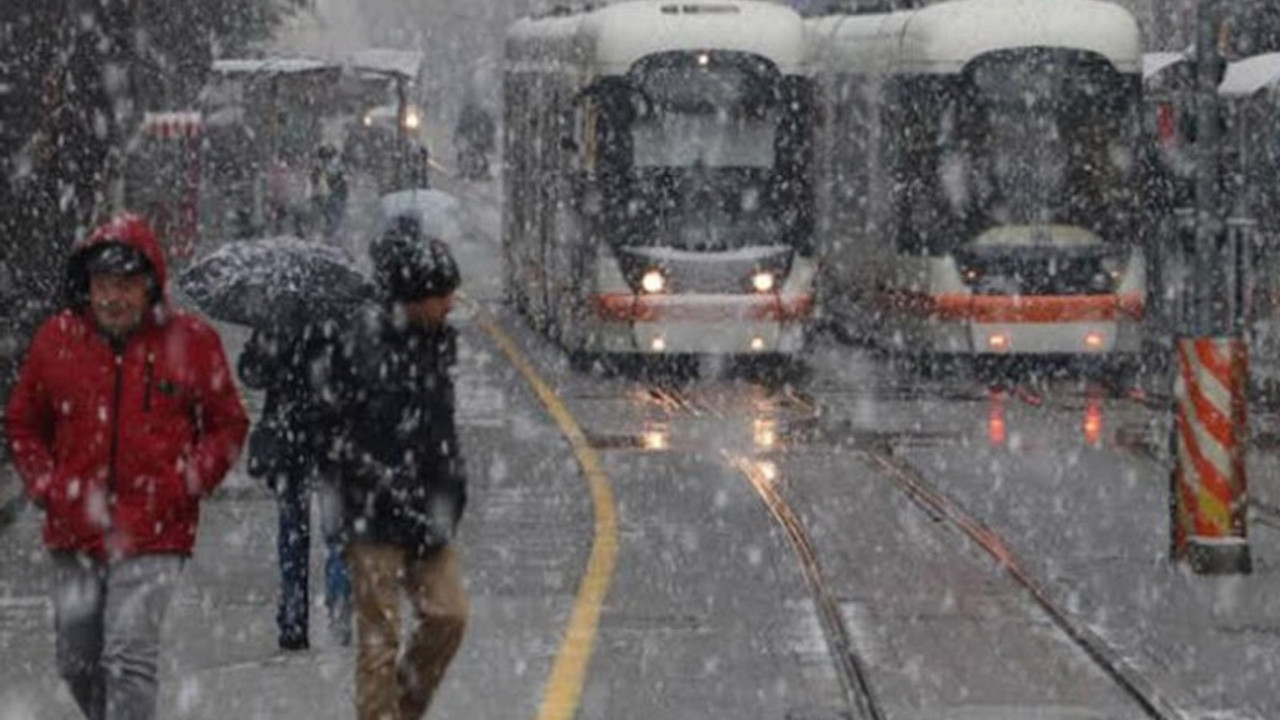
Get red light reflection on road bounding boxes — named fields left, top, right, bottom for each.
left=1083, top=394, right=1103, bottom=447
left=988, top=390, right=1007, bottom=448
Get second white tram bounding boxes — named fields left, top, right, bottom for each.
left=503, top=0, right=817, bottom=363
left=808, top=0, right=1146, bottom=363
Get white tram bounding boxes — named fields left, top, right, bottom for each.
left=503, top=0, right=817, bottom=364
left=808, top=0, right=1146, bottom=363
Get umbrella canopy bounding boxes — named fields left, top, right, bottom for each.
left=379, top=189, right=464, bottom=242
left=178, top=236, right=372, bottom=328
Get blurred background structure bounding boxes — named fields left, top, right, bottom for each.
left=1137, top=0, right=1280, bottom=53
left=3, top=0, right=1280, bottom=384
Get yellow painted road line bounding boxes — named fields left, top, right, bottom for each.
left=473, top=306, right=619, bottom=720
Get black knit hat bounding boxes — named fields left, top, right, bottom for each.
left=371, top=215, right=461, bottom=302
left=84, top=243, right=151, bottom=276
left=66, top=240, right=160, bottom=308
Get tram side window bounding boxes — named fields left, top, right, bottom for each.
left=549, top=78, right=577, bottom=217
left=536, top=74, right=554, bottom=240
left=884, top=76, right=952, bottom=257
left=587, top=79, right=639, bottom=231
left=1264, top=108, right=1280, bottom=232
left=504, top=74, right=521, bottom=242
left=531, top=74, right=550, bottom=240
left=775, top=77, right=816, bottom=255
left=553, top=79, right=575, bottom=174
left=1226, top=101, right=1280, bottom=234
left=508, top=73, right=539, bottom=244
left=503, top=74, right=519, bottom=233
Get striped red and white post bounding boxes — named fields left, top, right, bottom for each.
left=1172, top=336, right=1251, bottom=574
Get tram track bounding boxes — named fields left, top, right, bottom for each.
left=445, top=171, right=1196, bottom=719
left=729, top=453, right=886, bottom=720
left=644, top=378, right=1194, bottom=720
left=467, top=299, right=1199, bottom=717
left=855, top=445, right=1192, bottom=720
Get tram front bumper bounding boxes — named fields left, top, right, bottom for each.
left=590, top=293, right=813, bottom=355
left=923, top=320, right=1143, bottom=355
left=918, top=293, right=1145, bottom=355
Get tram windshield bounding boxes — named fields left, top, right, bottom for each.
left=631, top=57, right=779, bottom=168
left=587, top=52, right=813, bottom=253
left=891, top=49, right=1141, bottom=256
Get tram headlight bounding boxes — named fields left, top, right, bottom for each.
left=362, top=113, right=374, bottom=128
left=641, top=269, right=666, bottom=294
left=1099, top=256, right=1126, bottom=286
left=751, top=271, right=776, bottom=293
left=403, top=109, right=421, bottom=130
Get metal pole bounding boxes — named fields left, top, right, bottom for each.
left=1171, top=0, right=1252, bottom=574
left=1193, top=0, right=1222, bottom=337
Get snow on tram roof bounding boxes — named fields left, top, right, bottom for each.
left=808, top=0, right=1140, bottom=76
left=1220, top=53, right=1280, bottom=98
left=1143, top=51, right=1191, bottom=80
left=346, top=49, right=424, bottom=79
left=506, top=0, right=807, bottom=75
left=210, top=57, right=335, bottom=76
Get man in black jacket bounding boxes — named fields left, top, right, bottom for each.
left=334, top=216, right=467, bottom=720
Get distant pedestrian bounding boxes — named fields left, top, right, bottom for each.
left=332, top=216, right=467, bottom=720
left=268, top=151, right=307, bottom=236
left=309, top=144, right=349, bottom=237
left=407, top=144, right=431, bottom=190
left=5, top=213, right=249, bottom=720
left=238, top=315, right=353, bottom=651
left=453, top=102, right=494, bottom=180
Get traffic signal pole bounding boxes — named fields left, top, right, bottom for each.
left=1170, top=0, right=1252, bottom=574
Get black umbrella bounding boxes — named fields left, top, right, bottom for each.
left=178, top=236, right=373, bottom=327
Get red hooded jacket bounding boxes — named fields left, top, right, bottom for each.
left=5, top=214, right=249, bottom=559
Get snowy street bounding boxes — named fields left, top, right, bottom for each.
left=2, top=168, right=1277, bottom=719
left=5, top=1, right=1280, bottom=718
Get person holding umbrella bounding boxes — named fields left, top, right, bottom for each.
left=176, top=213, right=377, bottom=655
left=331, top=215, right=468, bottom=720
left=5, top=213, right=248, bottom=720
left=238, top=313, right=353, bottom=650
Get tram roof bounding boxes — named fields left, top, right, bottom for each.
left=1220, top=52, right=1280, bottom=98
left=1143, top=52, right=1191, bottom=81
left=210, top=57, right=336, bottom=76
left=506, top=0, right=807, bottom=76
left=807, top=0, right=1140, bottom=75
left=346, top=49, right=424, bottom=80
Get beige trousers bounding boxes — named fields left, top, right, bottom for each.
left=347, top=543, right=468, bottom=720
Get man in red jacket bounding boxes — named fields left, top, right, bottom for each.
left=5, top=213, right=248, bottom=720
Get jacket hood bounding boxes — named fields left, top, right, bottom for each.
left=65, top=213, right=168, bottom=310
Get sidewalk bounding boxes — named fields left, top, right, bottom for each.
left=0, top=310, right=590, bottom=719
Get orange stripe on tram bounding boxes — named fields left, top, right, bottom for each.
left=590, top=293, right=814, bottom=323
left=889, top=292, right=1145, bottom=323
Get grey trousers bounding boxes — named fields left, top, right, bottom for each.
left=51, top=553, right=184, bottom=720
